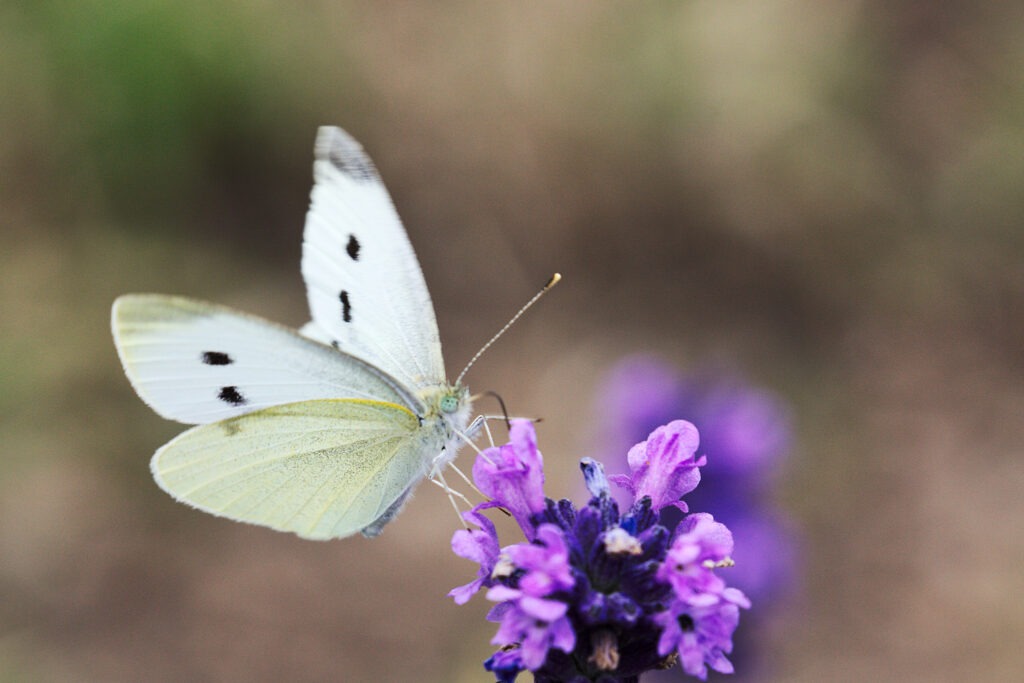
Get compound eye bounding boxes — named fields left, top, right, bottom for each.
left=440, top=395, right=459, bottom=413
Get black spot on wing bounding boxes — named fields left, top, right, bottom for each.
left=201, top=351, right=233, bottom=365
left=331, top=340, right=341, bottom=350
left=327, top=144, right=379, bottom=183
left=339, top=290, right=352, bottom=323
left=218, top=386, right=246, bottom=406
left=346, top=234, right=361, bottom=261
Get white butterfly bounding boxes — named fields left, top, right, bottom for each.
left=112, top=127, right=475, bottom=540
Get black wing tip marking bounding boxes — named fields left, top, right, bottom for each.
left=315, top=127, right=379, bottom=184
left=201, top=351, right=233, bottom=365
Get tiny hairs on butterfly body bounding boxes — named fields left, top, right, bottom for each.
left=112, top=127, right=473, bottom=540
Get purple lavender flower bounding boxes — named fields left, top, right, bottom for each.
left=450, top=420, right=749, bottom=682
left=653, top=590, right=749, bottom=681
left=483, top=524, right=578, bottom=676
left=471, top=419, right=547, bottom=538
left=487, top=526, right=578, bottom=670
left=608, top=420, right=705, bottom=513
left=657, top=514, right=736, bottom=599
left=448, top=508, right=501, bottom=605
left=652, top=513, right=752, bottom=679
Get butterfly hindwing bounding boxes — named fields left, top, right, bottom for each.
left=112, top=294, right=417, bottom=425
left=151, top=399, right=438, bottom=540
left=300, top=126, right=445, bottom=391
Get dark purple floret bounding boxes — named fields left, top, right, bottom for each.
left=581, top=457, right=611, bottom=497
left=485, top=647, right=527, bottom=683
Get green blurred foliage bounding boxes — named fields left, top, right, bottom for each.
left=3, top=0, right=359, bottom=249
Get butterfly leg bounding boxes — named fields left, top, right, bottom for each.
left=451, top=415, right=486, bottom=454
left=459, top=414, right=537, bottom=462
left=446, top=461, right=489, bottom=501
left=452, top=419, right=502, bottom=468
left=466, top=413, right=486, bottom=438
left=429, top=468, right=471, bottom=528
left=433, top=451, right=512, bottom=520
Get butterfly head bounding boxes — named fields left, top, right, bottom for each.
left=415, top=384, right=473, bottom=468
left=420, top=383, right=472, bottom=430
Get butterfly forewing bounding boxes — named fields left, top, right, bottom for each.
left=301, top=127, right=446, bottom=390
left=152, top=399, right=436, bottom=540
left=112, top=294, right=418, bottom=425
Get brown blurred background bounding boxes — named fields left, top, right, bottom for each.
left=2, top=2, right=1023, bottom=681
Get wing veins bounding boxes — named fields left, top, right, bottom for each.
left=307, top=433, right=410, bottom=535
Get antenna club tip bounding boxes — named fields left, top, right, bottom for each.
left=545, top=273, right=562, bottom=289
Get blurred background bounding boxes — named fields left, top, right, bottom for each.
left=2, top=1, right=1023, bottom=681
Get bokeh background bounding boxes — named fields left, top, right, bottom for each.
left=3, top=2, right=1023, bottom=681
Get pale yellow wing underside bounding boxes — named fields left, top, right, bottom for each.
left=151, top=398, right=434, bottom=540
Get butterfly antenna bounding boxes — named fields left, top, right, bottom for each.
left=455, top=273, right=561, bottom=386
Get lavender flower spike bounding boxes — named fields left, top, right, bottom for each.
left=609, top=420, right=705, bottom=512
left=451, top=419, right=749, bottom=681
left=472, top=419, right=547, bottom=536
